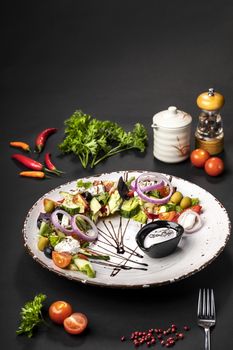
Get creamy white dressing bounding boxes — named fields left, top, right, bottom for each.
left=144, top=227, right=177, bottom=248
left=54, top=236, right=80, bottom=254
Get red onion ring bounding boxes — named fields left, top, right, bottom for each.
left=71, top=214, right=98, bottom=242
left=131, top=179, right=164, bottom=192
left=135, top=173, right=173, bottom=204
left=51, top=209, right=73, bottom=235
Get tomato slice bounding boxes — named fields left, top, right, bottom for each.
left=158, top=186, right=170, bottom=197
left=181, top=205, right=202, bottom=215
left=190, top=205, right=202, bottom=214
left=103, top=181, right=114, bottom=192
left=158, top=211, right=176, bottom=221
left=63, top=312, right=88, bottom=334
left=77, top=253, right=89, bottom=260
left=144, top=209, right=159, bottom=220
left=171, top=213, right=181, bottom=223
left=49, top=301, right=73, bottom=324
left=52, top=251, right=72, bottom=268
left=127, top=190, right=134, bottom=198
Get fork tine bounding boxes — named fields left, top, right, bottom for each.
left=202, top=288, right=206, bottom=316
left=198, top=288, right=202, bottom=316
left=206, top=289, right=210, bottom=316
left=211, top=289, right=216, bottom=318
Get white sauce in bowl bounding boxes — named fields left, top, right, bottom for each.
left=143, top=227, right=177, bottom=248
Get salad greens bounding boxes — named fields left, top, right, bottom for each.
left=16, top=294, right=47, bottom=338
left=59, top=110, right=148, bottom=168
left=36, top=175, right=202, bottom=280
left=77, top=179, right=92, bottom=189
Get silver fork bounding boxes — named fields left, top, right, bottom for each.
left=197, top=289, right=216, bottom=350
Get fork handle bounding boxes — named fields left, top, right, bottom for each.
left=204, top=327, right=210, bottom=350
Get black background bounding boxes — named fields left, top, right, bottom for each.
left=1, top=1, right=233, bottom=349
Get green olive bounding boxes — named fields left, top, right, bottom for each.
left=37, top=236, right=49, bottom=251
left=170, top=191, right=183, bottom=204
left=43, top=198, right=55, bottom=213
left=180, top=196, right=192, bottom=209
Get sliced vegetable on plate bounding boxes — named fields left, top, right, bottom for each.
left=33, top=172, right=205, bottom=279
left=23, top=171, right=231, bottom=287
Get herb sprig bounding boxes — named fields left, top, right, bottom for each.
left=16, top=293, right=47, bottom=338
left=59, top=110, right=148, bottom=168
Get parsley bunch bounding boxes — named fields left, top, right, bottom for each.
left=16, top=294, right=47, bottom=338
left=59, top=110, right=148, bottom=168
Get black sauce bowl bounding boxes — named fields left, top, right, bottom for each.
left=136, top=220, right=184, bottom=258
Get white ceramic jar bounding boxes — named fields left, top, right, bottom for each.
left=152, top=106, right=192, bottom=163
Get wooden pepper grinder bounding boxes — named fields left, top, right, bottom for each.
left=195, top=88, right=225, bottom=155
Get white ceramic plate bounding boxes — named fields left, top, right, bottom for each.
left=23, top=171, right=231, bottom=288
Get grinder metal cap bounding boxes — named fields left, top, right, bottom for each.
left=197, top=88, right=225, bottom=111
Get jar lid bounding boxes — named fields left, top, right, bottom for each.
left=197, top=88, right=225, bottom=111
left=152, top=106, right=192, bottom=128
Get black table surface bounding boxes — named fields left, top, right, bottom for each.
left=2, top=1, right=233, bottom=349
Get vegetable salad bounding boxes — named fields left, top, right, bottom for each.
left=37, top=173, right=202, bottom=279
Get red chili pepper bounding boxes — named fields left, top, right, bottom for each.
left=11, top=154, right=57, bottom=175
left=35, top=128, right=57, bottom=153
left=44, top=153, right=64, bottom=175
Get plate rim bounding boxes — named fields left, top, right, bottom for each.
left=22, top=170, right=232, bottom=289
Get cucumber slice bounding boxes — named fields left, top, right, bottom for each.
left=60, top=203, right=83, bottom=215
left=120, top=197, right=140, bottom=218
left=132, top=210, right=148, bottom=224
left=108, top=190, right=122, bottom=214
left=73, top=258, right=96, bottom=278
left=59, top=191, right=85, bottom=215
left=90, top=197, right=101, bottom=215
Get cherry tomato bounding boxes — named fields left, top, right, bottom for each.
left=49, top=301, right=73, bottom=324
left=158, top=211, right=176, bottom=221
left=52, top=251, right=72, bottom=268
left=190, top=149, right=210, bottom=168
left=63, top=312, right=88, bottom=335
left=204, top=157, right=224, bottom=176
